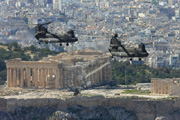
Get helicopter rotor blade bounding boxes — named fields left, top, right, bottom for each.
left=39, top=22, right=52, bottom=26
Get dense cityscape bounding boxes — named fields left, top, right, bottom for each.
left=1, top=0, right=180, bottom=68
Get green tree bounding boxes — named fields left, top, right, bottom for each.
left=112, top=60, right=180, bottom=85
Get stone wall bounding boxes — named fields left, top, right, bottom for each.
left=0, top=97, right=180, bottom=120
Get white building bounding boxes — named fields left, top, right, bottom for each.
left=169, top=54, right=179, bottom=68
left=53, top=0, right=63, bottom=11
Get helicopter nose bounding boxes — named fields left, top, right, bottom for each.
left=35, top=34, right=39, bottom=40
left=146, top=53, right=149, bottom=57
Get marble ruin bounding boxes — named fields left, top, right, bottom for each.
left=6, top=49, right=112, bottom=89
left=151, top=78, right=180, bottom=95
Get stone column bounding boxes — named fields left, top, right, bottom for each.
left=106, top=66, right=108, bottom=81
left=158, top=81, right=161, bottom=94
left=93, top=71, right=96, bottom=84
left=160, top=82, right=162, bottom=94
left=45, top=69, right=49, bottom=87
left=35, top=68, right=39, bottom=88
left=155, top=81, right=158, bottom=94
left=27, top=68, right=31, bottom=87
left=162, top=83, right=165, bottom=94
left=67, top=70, right=70, bottom=87
left=32, top=68, right=35, bottom=86
left=166, top=83, right=168, bottom=94
left=59, top=69, right=63, bottom=88
left=40, top=68, right=43, bottom=87
left=97, top=71, right=99, bottom=83
left=10, top=68, right=13, bottom=87
left=42, top=69, right=46, bottom=88
left=66, top=69, right=69, bottom=88
left=105, top=66, right=108, bottom=81
left=94, top=72, right=97, bottom=84
left=55, top=69, right=60, bottom=88
left=102, top=67, right=105, bottom=82
left=24, top=68, right=28, bottom=87
left=99, top=70, right=102, bottom=82
left=157, top=81, right=159, bottom=94
left=167, top=83, right=169, bottom=94
left=7, top=68, right=10, bottom=87
left=67, top=70, right=71, bottom=87
left=97, top=70, right=100, bottom=83
left=96, top=71, right=99, bottom=83
left=17, top=68, right=20, bottom=86
left=69, top=70, right=72, bottom=87
left=87, top=68, right=91, bottom=86
left=12, top=68, right=17, bottom=87
left=102, top=67, right=104, bottom=82
left=91, top=66, right=95, bottom=84
left=90, top=71, right=93, bottom=85
left=63, top=70, right=67, bottom=88
left=106, top=65, right=109, bottom=81
left=93, top=72, right=96, bottom=84
left=72, top=70, right=74, bottom=87
left=169, top=83, right=172, bottom=94
left=88, top=76, right=91, bottom=85
left=20, top=68, right=24, bottom=88
left=49, top=69, right=56, bottom=88
left=47, top=68, right=51, bottom=88
left=38, top=69, right=42, bottom=86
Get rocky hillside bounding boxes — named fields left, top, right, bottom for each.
left=0, top=105, right=137, bottom=120
left=0, top=89, right=180, bottom=120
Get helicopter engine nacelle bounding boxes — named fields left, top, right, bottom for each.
left=139, top=43, right=146, bottom=52
left=35, top=32, right=46, bottom=40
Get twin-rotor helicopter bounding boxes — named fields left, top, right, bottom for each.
left=34, top=22, right=78, bottom=46
left=33, top=22, right=149, bottom=60
left=108, top=34, right=149, bottom=61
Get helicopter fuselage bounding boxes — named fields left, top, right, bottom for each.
left=34, top=22, right=78, bottom=46
left=109, top=43, right=149, bottom=58
left=109, top=47, right=149, bottom=58
left=35, top=32, right=78, bottom=44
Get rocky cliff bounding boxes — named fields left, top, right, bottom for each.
left=0, top=105, right=137, bottom=120
left=0, top=96, right=180, bottom=120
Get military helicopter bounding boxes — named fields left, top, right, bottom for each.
left=34, top=22, right=78, bottom=46
left=108, top=34, right=149, bottom=61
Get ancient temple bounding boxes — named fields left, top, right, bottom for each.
left=6, top=49, right=112, bottom=89
left=151, top=78, right=180, bottom=95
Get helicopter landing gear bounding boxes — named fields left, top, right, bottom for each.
left=60, top=43, right=62, bottom=46
left=66, top=43, right=69, bottom=46
left=130, top=58, right=133, bottom=61
left=139, top=58, right=142, bottom=61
